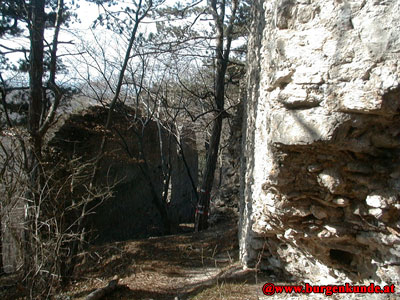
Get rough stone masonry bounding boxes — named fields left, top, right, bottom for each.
left=240, top=0, right=400, bottom=286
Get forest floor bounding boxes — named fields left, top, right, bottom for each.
left=0, top=215, right=275, bottom=300
left=63, top=218, right=272, bottom=300
left=2, top=217, right=398, bottom=299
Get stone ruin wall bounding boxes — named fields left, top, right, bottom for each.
left=50, top=106, right=198, bottom=243
left=1, top=106, right=199, bottom=272
left=240, top=0, right=400, bottom=286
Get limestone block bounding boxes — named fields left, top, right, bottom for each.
left=366, top=191, right=397, bottom=209
left=317, top=169, right=344, bottom=194
left=310, top=205, right=328, bottom=220
left=368, top=208, right=383, bottom=219
left=270, top=108, right=344, bottom=145
left=267, top=68, right=294, bottom=91
left=292, top=66, right=324, bottom=84
left=307, top=164, right=323, bottom=173
left=338, top=81, right=384, bottom=114
left=332, top=197, right=350, bottom=207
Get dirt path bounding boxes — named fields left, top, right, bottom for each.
left=64, top=221, right=269, bottom=300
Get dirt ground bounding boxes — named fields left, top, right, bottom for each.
left=0, top=219, right=269, bottom=300
left=2, top=219, right=398, bottom=299
left=63, top=220, right=270, bottom=300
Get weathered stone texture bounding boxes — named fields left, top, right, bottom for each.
left=240, top=0, right=400, bottom=287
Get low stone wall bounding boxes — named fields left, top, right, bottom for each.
left=240, top=0, right=400, bottom=286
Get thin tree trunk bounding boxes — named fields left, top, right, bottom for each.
left=195, top=0, right=238, bottom=231
left=28, top=0, right=45, bottom=141
left=156, top=118, right=172, bottom=205
left=24, top=0, right=46, bottom=289
left=136, top=128, right=171, bottom=234
left=175, top=136, right=199, bottom=204
left=38, top=0, right=64, bottom=137
left=195, top=115, right=223, bottom=231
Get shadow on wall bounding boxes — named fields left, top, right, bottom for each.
left=251, top=98, right=400, bottom=284
left=50, top=105, right=198, bottom=243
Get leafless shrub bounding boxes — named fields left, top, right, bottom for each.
left=0, top=131, right=116, bottom=298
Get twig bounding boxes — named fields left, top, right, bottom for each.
left=85, top=276, right=119, bottom=300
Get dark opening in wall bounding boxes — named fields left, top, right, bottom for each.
left=382, top=85, right=400, bottom=113
left=329, top=249, right=353, bottom=266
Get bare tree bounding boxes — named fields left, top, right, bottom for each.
left=70, top=0, right=178, bottom=234
left=64, top=0, right=169, bottom=277
left=195, top=0, right=239, bottom=231
left=0, top=134, right=115, bottom=297
left=0, top=0, right=116, bottom=296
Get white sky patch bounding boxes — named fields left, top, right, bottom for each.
left=1, top=0, right=245, bottom=91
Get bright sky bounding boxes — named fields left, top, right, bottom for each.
left=70, top=0, right=195, bottom=31
left=1, top=0, right=185, bottom=85
left=1, top=0, right=245, bottom=90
